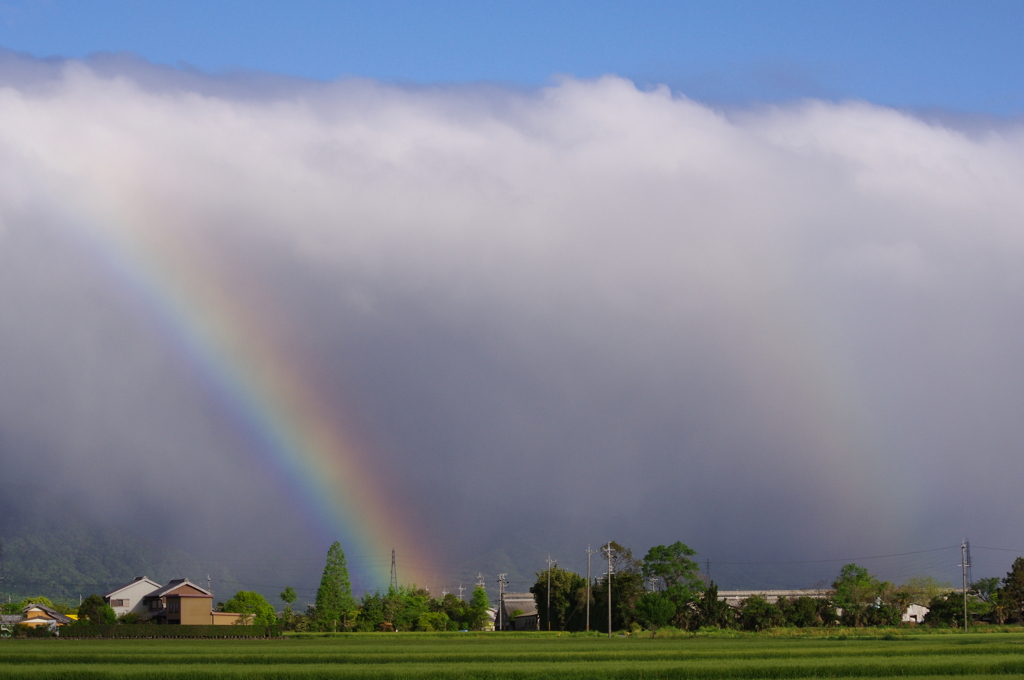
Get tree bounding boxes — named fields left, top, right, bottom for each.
left=739, top=595, right=783, bottom=631
left=776, top=595, right=827, bottom=628
left=223, top=590, right=277, bottom=626
left=696, top=582, right=735, bottom=629
left=314, top=541, right=356, bottom=631
left=467, top=585, right=491, bottom=630
left=642, top=542, right=704, bottom=628
left=971, top=576, right=1007, bottom=624
left=77, top=594, right=116, bottom=625
left=634, top=591, right=676, bottom=631
left=530, top=565, right=588, bottom=631
left=588, top=541, right=648, bottom=632
left=1002, top=557, right=1024, bottom=623
left=831, top=563, right=885, bottom=627
left=642, top=542, right=702, bottom=591
left=280, top=586, right=297, bottom=607
left=923, top=591, right=965, bottom=627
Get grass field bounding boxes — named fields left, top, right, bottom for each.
left=3, top=630, right=1024, bottom=679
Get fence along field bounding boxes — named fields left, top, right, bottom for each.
left=3, top=632, right=1024, bottom=679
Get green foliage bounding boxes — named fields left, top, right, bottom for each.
left=642, top=542, right=702, bottom=592
left=417, top=611, right=452, bottom=632
left=971, top=576, right=1008, bottom=623
left=696, top=582, right=735, bottom=629
left=0, top=514, right=228, bottom=603
left=222, top=590, right=277, bottom=626
left=1002, top=557, right=1024, bottom=622
left=530, top=566, right=587, bottom=631
left=901, top=576, right=953, bottom=606
left=17, top=596, right=54, bottom=609
left=77, top=594, right=116, bottom=625
left=280, top=586, right=297, bottom=605
left=924, top=591, right=967, bottom=627
left=634, top=591, right=676, bottom=630
left=775, top=595, right=832, bottom=628
left=468, top=585, right=491, bottom=630
left=739, top=594, right=784, bottom=631
left=832, top=563, right=888, bottom=627
left=590, top=542, right=647, bottom=632
left=314, top=541, right=356, bottom=631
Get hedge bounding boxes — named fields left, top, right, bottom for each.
left=61, top=624, right=280, bottom=638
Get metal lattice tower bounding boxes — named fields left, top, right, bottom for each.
left=390, top=549, right=398, bottom=590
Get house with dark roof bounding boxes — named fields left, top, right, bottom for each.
left=104, top=576, right=162, bottom=618
left=496, top=592, right=539, bottom=631
left=13, top=604, right=73, bottom=631
left=105, top=577, right=248, bottom=625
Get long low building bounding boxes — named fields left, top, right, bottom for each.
left=717, top=590, right=828, bottom=606
left=718, top=589, right=930, bottom=623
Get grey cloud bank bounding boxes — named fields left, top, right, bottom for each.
left=1, top=53, right=1022, bottom=590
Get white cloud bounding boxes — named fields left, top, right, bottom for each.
left=1, top=58, right=1023, bottom=582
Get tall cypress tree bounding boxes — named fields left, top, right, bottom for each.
left=315, top=541, right=355, bottom=631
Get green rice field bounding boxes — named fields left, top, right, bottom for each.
left=4, top=630, right=1024, bottom=679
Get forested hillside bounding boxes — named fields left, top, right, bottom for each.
left=0, top=512, right=233, bottom=604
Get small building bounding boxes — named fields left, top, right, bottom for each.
left=104, top=576, right=162, bottom=618
left=106, top=577, right=248, bottom=625
left=903, top=603, right=929, bottom=623
left=496, top=593, right=538, bottom=631
left=17, top=604, right=73, bottom=630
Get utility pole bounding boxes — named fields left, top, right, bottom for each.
left=966, top=540, right=973, bottom=587
left=496, top=574, right=508, bottom=631
left=458, top=584, right=465, bottom=601
left=546, top=555, right=556, bottom=631
left=441, top=588, right=448, bottom=598
left=648, top=576, right=658, bottom=592
left=476, top=573, right=485, bottom=588
left=390, top=549, right=398, bottom=590
left=961, top=539, right=969, bottom=633
left=207, top=575, right=211, bottom=596
left=603, top=542, right=615, bottom=638
left=586, top=545, right=599, bottom=632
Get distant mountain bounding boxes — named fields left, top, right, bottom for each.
left=0, top=511, right=234, bottom=605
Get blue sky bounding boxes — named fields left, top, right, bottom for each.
left=0, top=0, right=1021, bottom=115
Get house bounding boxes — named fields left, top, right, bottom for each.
left=104, top=576, right=162, bottom=618
left=17, top=604, right=73, bottom=630
left=106, top=577, right=248, bottom=625
left=496, top=592, right=538, bottom=631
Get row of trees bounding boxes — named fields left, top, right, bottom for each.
left=277, top=541, right=494, bottom=632
left=527, top=542, right=1024, bottom=632
left=12, top=542, right=1024, bottom=633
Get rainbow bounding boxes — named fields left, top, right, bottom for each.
left=64, top=195, right=437, bottom=591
